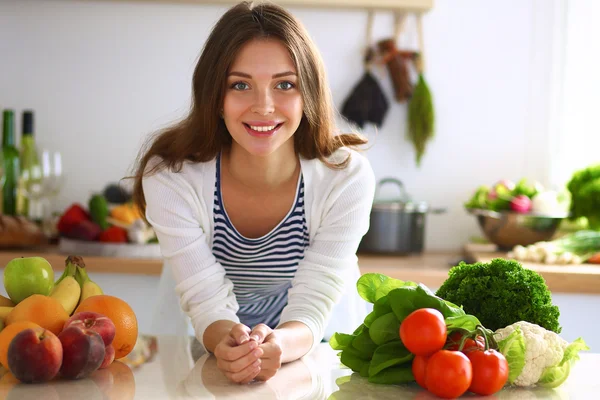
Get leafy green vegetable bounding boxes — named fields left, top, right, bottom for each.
left=332, top=273, right=487, bottom=385
left=340, top=346, right=369, bottom=373
left=496, top=326, right=527, bottom=383
left=567, top=164, right=600, bottom=229
left=436, top=258, right=561, bottom=332
left=329, top=332, right=355, bottom=351
left=388, top=284, right=465, bottom=321
left=364, top=296, right=392, bottom=328
left=369, top=313, right=400, bottom=345
left=352, top=328, right=378, bottom=359
left=357, top=273, right=414, bottom=303
left=368, top=365, right=414, bottom=385
left=445, top=315, right=482, bottom=332
left=368, top=340, right=413, bottom=377
left=538, top=338, right=590, bottom=388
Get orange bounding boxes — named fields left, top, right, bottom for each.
left=0, top=321, right=41, bottom=368
left=75, top=295, right=138, bottom=359
left=5, top=295, right=68, bottom=336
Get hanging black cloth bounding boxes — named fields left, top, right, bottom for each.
left=341, top=48, right=390, bottom=128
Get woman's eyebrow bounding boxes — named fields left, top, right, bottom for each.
left=228, top=71, right=297, bottom=78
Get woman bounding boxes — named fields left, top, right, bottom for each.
left=133, top=1, right=375, bottom=384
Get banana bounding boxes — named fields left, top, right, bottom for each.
left=50, top=276, right=81, bottom=315
left=71, top=255, right=104, bottom=303
left=0, top=306, right=14, bottom=320
left=0, top=295, right=14, bottom=308
left=51, top=256, right=82, bottom=315
left=80, top=280, right=103, bottom=302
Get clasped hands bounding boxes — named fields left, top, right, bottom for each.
left=213, top=323, right=283, bottom=384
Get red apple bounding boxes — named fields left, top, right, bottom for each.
left=58, top=326, right=106, bottom=380
left=7, top=327, right=62, bottom=383
left=64, top=311, right=116, bottom=347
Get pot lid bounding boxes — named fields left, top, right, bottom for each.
left=372, top=178, right=429, bottom=212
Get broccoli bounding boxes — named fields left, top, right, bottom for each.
left=567, top=164, right=600, bottom=230
left=435, top=258, right=561, bottom=333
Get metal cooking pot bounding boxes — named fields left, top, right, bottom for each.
left=358, top=178, right=446, bottom=255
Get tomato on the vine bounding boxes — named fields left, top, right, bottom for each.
left=467, top=349, right=509, bottom=396
left=425, top=350, right=472, bottom=399
left=411, top=355, right=429, bottom=389
left=446, top=331, right=485, bottom=353
left=399, top=308, right=447, bottom=356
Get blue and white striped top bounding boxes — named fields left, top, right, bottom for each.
left=212, top=153, right=310, bottom=329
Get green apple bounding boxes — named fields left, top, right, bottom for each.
left=4, top=257, right=55, bottom=304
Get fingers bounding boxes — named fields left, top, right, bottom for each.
left=249, top=323, right=273, bottom=344
left=225, top=358, right=262, bottom=384
left=230, top=323, right=253, bottom=345
left=217, top=346, right=264, bottom=374
left=253, top=337, right=282, bottom=382
left=214, top=337, right=258, bottom=362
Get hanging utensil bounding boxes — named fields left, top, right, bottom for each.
left=340, top=11, right=390, bottom=128
left=377, top=13, right=415, bottom=103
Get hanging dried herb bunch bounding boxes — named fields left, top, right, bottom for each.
left=408, top=60, right=434, bottom=166
left=407, top=15, right=435, bottom=166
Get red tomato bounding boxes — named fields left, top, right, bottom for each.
left=425, top=350, right=472, bottom=399
left=400, top=308, right=447, bottom=356
left=446, top=331, right=485, bottom=353
left=411, top=355, right=429, bottom=389
left=467, top=349, right=509, bottom=396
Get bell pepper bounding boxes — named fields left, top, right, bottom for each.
left=110, top=203, right=142, bottom=225
left=57, top=204, right=90, bottom=236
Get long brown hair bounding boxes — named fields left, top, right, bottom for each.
left=132, top=1, right=368, bottom=215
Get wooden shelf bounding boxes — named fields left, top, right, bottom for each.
left=101, top=0, right=434, bottom=12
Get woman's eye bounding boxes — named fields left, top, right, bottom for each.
left=277, top=81, right=295, bottom=90
left=230, top=82, right=249, bottom=90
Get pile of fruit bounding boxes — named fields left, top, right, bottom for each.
left=57, top=189, right=156, bottom=244
left=464, top=178, right=570, bottom=215
left=0, top=255, right=138, bottom=383
left=330, top=260, right=589, bottom=398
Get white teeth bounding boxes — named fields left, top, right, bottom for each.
left=249, top=125, right=276, bottom=132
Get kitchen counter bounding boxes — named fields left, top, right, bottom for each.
left=0, top=335, right=596, bottom=399
left=1, top=245, right=600, bottom=294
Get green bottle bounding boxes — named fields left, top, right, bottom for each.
left=2, top=110, right=20, bottom=216
left=16, top=110, right=42, bottom=218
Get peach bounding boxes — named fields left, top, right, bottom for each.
left=58, top=326, right=106, bottom=380
left=7, top=328, right=62, bottom=383
left=64, top=311, right=116, bottom=347
left=100, top=345, right=115, bottom=369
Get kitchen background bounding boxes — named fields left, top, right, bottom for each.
left=1, top=0, right=596, bottom=251
left=1, top=0, right=599, bottom=349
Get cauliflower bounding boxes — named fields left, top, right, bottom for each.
left=494, top=321, right=589, bottom=388
left=494, top=321, right=567, bottom=386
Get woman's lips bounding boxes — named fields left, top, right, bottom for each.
left=243, top=123, right=283, bottom=137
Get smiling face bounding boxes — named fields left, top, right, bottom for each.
left=223, top=38, right=304, bottom=157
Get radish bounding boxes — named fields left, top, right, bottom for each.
left=510, top=195, right=532, bottom=213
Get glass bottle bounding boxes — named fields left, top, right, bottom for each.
left=2, top=110, right=20, bottom=215
left=17, top=110, right=43, bottom=219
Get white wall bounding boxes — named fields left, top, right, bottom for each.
left=0, top=0, right=559, bottom=251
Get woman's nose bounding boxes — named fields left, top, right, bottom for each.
left=250, top=89, right=275, bottom=115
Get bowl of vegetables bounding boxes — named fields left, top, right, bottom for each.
left=465, top=179, right=570, bottom=249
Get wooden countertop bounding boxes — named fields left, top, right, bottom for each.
left=1, top=245, right=599, bottom=294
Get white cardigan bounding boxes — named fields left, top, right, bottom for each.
left=143, top=147, right=376, bottom=353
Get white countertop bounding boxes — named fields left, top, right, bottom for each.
left=1, top=335, right=595, bottom=399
